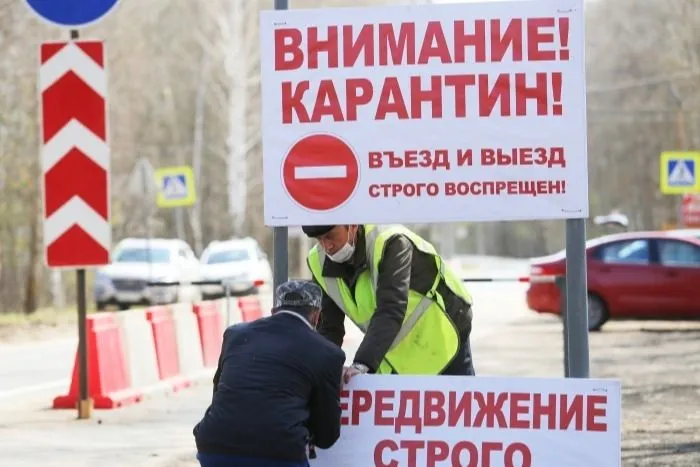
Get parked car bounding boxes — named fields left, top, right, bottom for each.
left=526, top=231, right=700, bottom=331
left=94, top=238, right=202, bottom=310
left=198, top=237, right=273, bottom=300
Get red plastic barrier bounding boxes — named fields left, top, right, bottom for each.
left=238, top=296, right=263, bottom=322
left=193, top=301, right=224, bottom=367
left=53, top=313, right=141, bottom=410
left=145, top=306, right=181, bottom=381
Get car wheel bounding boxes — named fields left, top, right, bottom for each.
left=118, top=302, right=130, bottom=311
left=96, top=301, right=108, bottom=311
left=587, top=293, right=608, bottom=332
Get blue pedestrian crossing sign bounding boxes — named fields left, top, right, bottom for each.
left=154, top=166, right=197, bottom=208
left=660, top=152, right=700, bottom=194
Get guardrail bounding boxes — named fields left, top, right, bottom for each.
left=462, top=275, right=559, bottom=283
left=148, top=280, right=240, bottom=328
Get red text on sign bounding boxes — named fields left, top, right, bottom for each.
left=274, top=18, right=571, bottom=69
left=445, top=180, right=566, bottom=196
left=340, top=389, right=609, bottom=434
left=369, top=183, right=441, bottom=198
left=374, top=439, right=532, bottom=467
left=369, top=149, right=451, bottom=170
left=367, top=147, right=566, bottom=170
left=281, top=73, right=563, bottom=124
left=367, top=180, right=567, bottom=198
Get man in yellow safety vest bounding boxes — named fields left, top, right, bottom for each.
left=303, top=224, right=475, bottom=382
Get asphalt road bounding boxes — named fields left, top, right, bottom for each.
left=0, top=337, right=74, bottom=402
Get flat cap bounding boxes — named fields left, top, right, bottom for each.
left=301, top=225, right=335, bottom=237
left=274, top=280, right=323, bottom=310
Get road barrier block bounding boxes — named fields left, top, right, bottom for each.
left=222, top=297, right=243, bottom=326
left=53, top=313, right=141, bottom=410
left=193, top=301, right=224, bottom=368
left=258, top=292, right=274, bottom=317
left=146, top=306, right=188, bottom=391
left=114, top=308, right=161, bottom=390
left=172, top=303, right=205, bottom=378
left=238, top=296, right=264, bottom=322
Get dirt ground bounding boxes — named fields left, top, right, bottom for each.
left=477, top=314, right=700, bottom=467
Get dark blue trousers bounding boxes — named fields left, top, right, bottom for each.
left=197, top=452, right=309, bottom=467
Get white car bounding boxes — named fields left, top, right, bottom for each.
left=199, top=237, right=273, bottom=299
left=94, top=238, right=202, bottom=310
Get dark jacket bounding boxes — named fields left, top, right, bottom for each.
left=193, top=311, right=346, bottom=462
left=313, top=226, right=472, bottom=373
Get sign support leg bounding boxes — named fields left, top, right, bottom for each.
left=76, top=268, right=91, bottom=419
left=272, top=0, right=290, bottom=291
left=273, top=228, right=289, bottom=290
left=564, top=218, right=590, bottom=378
left=555, top=275, right=570, bottom=377
left=69, top=26, right=92, bottom=419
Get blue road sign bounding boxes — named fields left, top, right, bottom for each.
left=25, top=0, right=121, bottom=28
left=162, top=175, right=188, bottom=200
left=667, top=159, right=695, bottom=187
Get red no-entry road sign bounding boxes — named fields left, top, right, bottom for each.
left=282, top=134, right=359, bottom=211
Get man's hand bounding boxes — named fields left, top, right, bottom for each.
left=343, top=363, right=369, bottom=384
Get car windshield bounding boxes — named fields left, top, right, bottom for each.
left=204, top=249, right=250, bottom=264
left=113, top=247, right=171, bottom=263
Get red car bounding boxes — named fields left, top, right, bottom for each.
left=526, top=231, right=700, bottom=331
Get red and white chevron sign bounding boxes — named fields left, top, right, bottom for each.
left=40, top=40, right=111, bottom=268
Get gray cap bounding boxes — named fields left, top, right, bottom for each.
left=274, top=280, right=323, bottom=310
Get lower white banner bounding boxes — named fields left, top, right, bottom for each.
left=310, top=375, right=621, bottom=467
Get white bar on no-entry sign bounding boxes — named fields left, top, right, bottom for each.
left=294, top=165, right=347, bottom=179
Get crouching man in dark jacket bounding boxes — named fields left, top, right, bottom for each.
left=193, top=280, right=346, bottom=467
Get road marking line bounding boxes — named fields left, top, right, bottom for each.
left=0, top=379, right=69, bottom=400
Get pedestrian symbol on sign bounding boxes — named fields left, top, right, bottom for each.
left=162, top=175, right=188, bottom=200
left=667, top=160, right=695, bottom=186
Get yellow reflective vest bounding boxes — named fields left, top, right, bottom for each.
left=307, top=224, right=473, bottom=375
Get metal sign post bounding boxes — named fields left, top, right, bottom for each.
left=564, top=218, right=590, bottom=378
left=272, top=0, right=290, bottom=292
left=70, top=27, right=91, bottom=421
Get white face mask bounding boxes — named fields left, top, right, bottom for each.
left=327, top=229, right=356, bottom=263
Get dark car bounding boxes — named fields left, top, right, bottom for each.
left=526, top=231, right=700, bottom=331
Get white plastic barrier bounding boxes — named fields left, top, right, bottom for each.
left=221, top=297, right=243, bottom=327
left=114, top=308, right=161, bottom=389
left=258, top=292, right=274, bottom=318
left=171, top=303, right=205, bottom=376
